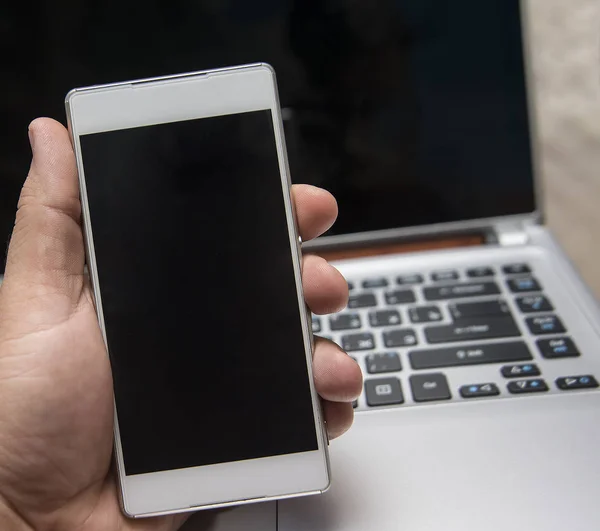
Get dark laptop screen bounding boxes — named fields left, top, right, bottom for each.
left=1, top=0, right=534, bottom=271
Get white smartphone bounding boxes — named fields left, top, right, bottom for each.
left=65, top=64, right=330, bottom=518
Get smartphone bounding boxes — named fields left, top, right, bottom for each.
left=65, top=64, right=330, bottom=518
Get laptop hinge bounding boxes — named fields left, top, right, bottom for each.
left=493, top=221, right=530, bottom=246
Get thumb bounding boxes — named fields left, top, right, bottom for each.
left=1, top=118, right=85, bottom=315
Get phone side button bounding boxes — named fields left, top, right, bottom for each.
left=322, top=420, right=330, bottom=446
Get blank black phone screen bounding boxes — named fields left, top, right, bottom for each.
left=79, top=110, right=318, bottom=476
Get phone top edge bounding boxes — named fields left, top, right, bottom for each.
left=64, top=62, right=274, bottom=103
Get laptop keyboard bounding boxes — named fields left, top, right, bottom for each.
left=314, top=263, right=599, bottom=410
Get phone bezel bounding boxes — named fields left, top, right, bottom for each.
left=65, top=63, right=330, bottom=518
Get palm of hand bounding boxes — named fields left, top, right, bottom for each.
left=0, top=119, right=359, bottom=531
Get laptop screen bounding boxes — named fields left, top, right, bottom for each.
left=1, top=0, right=534, bottom=271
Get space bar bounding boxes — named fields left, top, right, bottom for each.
left=409, top=341, right=533, bottom=370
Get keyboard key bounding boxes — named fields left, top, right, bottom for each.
left=342, top=333, right=375, bottom=352
left=365, top=378, right=404, bottom=406
left=516, top=295, right=553, bottom=313
left=526, top=315, right=566, bottom=335
left=410, top=373, right=451, bottom=402
left=352, top=400, right=358, bottom=409
left=460, top=383, right=500, bottom=399
left=424, top=282, right=500, bottom=301
left=330, top=314, right=362, bottom=331
left=424, top=316, right=520, bottom=344
left=362, top=278, right=389, bottom=289
left=466, top=267, right=495, bottom=278
left=507, top=277, right=542, bottom=293
left=383, top=329, right=418, bottom=348
left=409, top=341, right=532, bottom=370
left=449, top=300, right=510, bottom=320
left=348, top=293, right=377, bottom=309
left=537, top=337, right=580, bottom=359
left=397, top=273, right=424, bottom=285
left=556, top=375, right=599, bottom=391
left=507, top=379, right=548, bottom=394
left=501, top=363, right=541, bottom=378
left=347, top=281, right=355, bottom=291
left=385, top=290, right=416, bottom=305
left=431, top=270, right=460, bottom=282
left=409, top=306, right=443, bottom=324
left=365, top=353, right=402, bottom=374
left=312, top=317, right=322, bottom=333
left=369, top=310, right=401, bottom=327
left=503, top=263, right=532, bottom=275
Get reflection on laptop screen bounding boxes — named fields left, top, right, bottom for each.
left=1, top=0, right=534, bottom=271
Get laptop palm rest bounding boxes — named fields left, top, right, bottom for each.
left=277, top=393, right=600, bottom=531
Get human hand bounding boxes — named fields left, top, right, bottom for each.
left=0, top=118, right=362, bottom=531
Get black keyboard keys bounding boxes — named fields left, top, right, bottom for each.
left=342, top=333, right=375, bottom=352
left=365, top=378, right=404, bottom=406
left=507, top=379, right=548, bottom=394
left=369, top=310, right=401, bottom=327
left=383, top=329, right=418, bottom=348
left=397, top=274, right=424, bottom=285
left=467, top=267, right=495, bottom=278
left=460, top=383, right=500, bottom=399
left=424, top=316, right=520, bottom=344
left=526, top=315, right=566, bottom=335
left=385, top=290, right=416, bottom=305
left=348, top=293, right=377, bottom=309
left=507, top=277, right=542, bottom=293
left=537, top=337, right=580, bottom=359
left=410, top=341, right=532, bottom=370
left=312, top=317, right=322, bottom=333
left=556, top=375, right=599, bottom=391
left=410, top=373, right=451, bottom=402
left=330, top=313, right=362, bottom=331
left=362, top=278, right=389, bottom=289
left=501, top=363, right=541, bottom=378
left=431, top=270, right=459, bottom=282
left=449, top=300, right=509, bottom=320
left=516, top=295, right=553, bottom=313
left=409, top=306, right=443, bottom=324
left=365, top=353, right=402, bottom=374
left=503, top=263, right=532, bottom=275
left=424, top=282, right=500, bottom=301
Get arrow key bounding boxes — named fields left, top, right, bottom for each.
left=460, top=383, right=500, bottom=399
left=501, top=363, right=541, bottom=378
left=556, top=375, right=599, bottom=391
left=507, top=379, right=548, bottom=394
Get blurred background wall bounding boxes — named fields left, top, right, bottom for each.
left=530, top=0, right=600, bottom=296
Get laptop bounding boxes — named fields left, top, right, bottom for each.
left=3, top=1, right=600, bottom=530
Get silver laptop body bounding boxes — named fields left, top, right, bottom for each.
left=197, top=200, right=600, bottom=531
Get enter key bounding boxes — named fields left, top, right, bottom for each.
left=425, top=316, right=521, bottom=344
